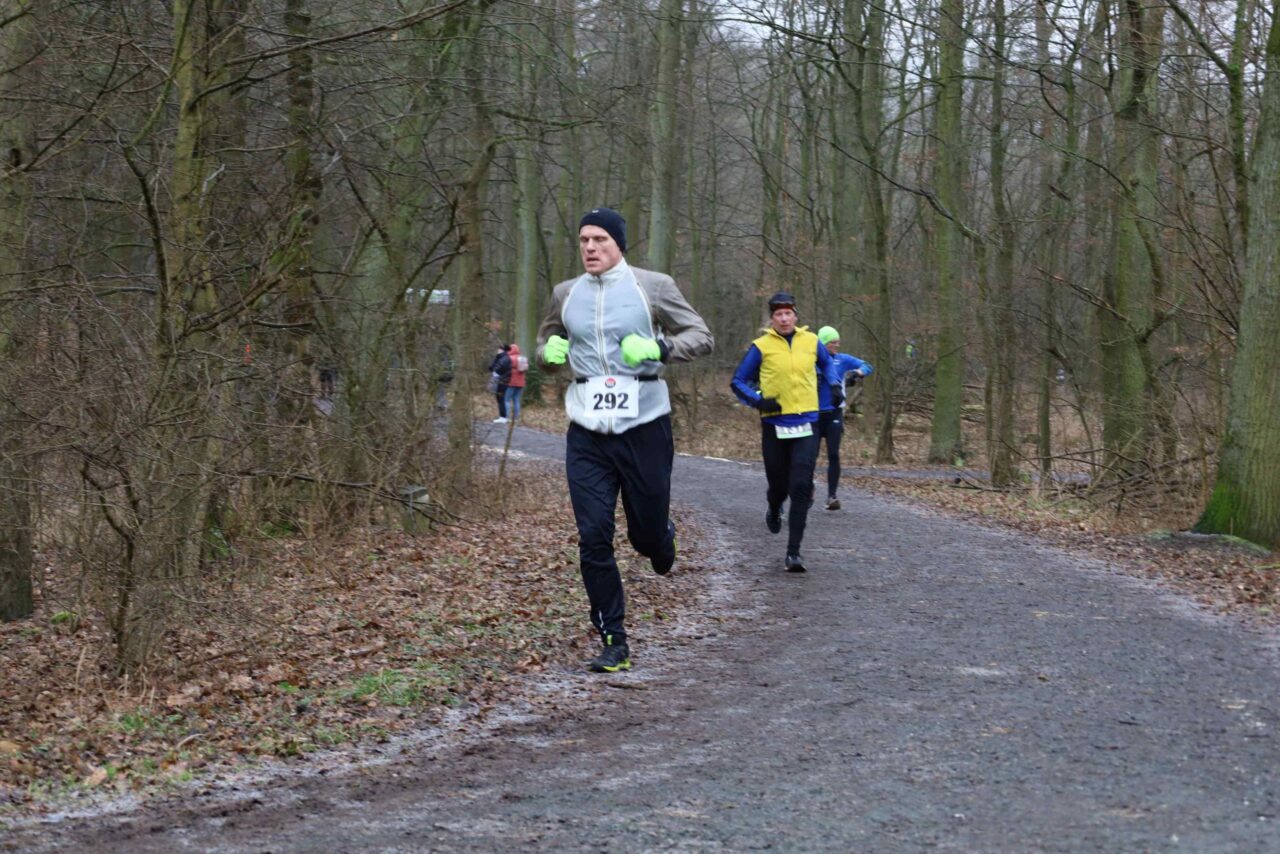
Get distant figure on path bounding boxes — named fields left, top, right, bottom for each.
left=489, top=344, right=512, bottom=423
left=504, top=343, right=528, bottom=422
left=815, top=325, right=873, bottom=511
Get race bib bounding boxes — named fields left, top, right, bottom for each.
left=584, top=375, right=640, bottom=418
left=775, top=423, right=813, bottom=440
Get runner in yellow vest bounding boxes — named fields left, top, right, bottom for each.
left=731, top=292, right=840, bottom=572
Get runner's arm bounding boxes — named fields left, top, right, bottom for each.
left=730, top=345, right=767, bottom=407
left=535, top=287, right=568, bottom=370
left=652, top=277, right=714, bottom=363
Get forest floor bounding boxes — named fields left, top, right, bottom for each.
left=2, top=391, right=1276, bottom=826
left=0, top=461, right=720, bottom=821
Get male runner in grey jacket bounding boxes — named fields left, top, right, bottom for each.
left=537, top=207, right=713, bottom=672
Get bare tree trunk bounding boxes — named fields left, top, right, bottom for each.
left=928, top=0, right=967, bottom=463
left=986, top=0, right=1017, bottom=486
left=514, top=43, right=542, bottom=356
left=0, top=0, right=35, bottom=621
left=1099, top=0, right=1164, bottom=479
left=832, top=0, right=866, bottom=368
left=620, top=3, right=647, bottom=243
left=647, top=0, right=683, bottom=273
left=1195, top=3, right=1280, bottom=549
left=1033, top=0, right=1081, bottom=481
left=445, top=5, right=497, bottom=495
left=551, top=0, right=583, bottom=285
left=275, top=0, right=323, bottom=479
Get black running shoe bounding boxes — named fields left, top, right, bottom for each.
left=652, top=521, right=677, bottom=576
left=765, top=507, right=782, bottom=534
left=588, top=634, right=632, bottom=673
left=785, top=553, right=807, bottom=573
left=826, top=497, right=841, bottom=511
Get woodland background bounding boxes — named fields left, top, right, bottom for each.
left=1, top=0, right=1279, bottom=684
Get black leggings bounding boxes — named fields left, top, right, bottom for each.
left=817, top=409, right=844, bottom=498
left=761, top=423, right=820, bottom=553
left=566, top=417, right=675, bottom=641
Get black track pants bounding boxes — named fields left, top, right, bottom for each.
left=761, top=423, right=820, bottom=554
left=566, top=416, right=674, bottom=641
left=817, top=409, right=844, bottom=498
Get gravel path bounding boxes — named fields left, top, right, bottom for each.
left=6, top=424, right=1277, bottom=852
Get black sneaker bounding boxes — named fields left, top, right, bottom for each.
left=826, top=497, right=841, bottom=511
left=651, top=521, right=677, bottom=576
left=765, top=507, right=782, bottom=534
left=785, top=553, right=806, bottom=573
left=588, top=634, right=632, bottom=673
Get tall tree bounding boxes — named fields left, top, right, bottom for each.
left=647, top=0, right=683, bottom=272
left=280, top=0, right=321, bottom=405
left=1195, top=2, right=1280, bottom=549
left=0, top=0, right=36, bottom=621
left=1098, top=0, right=1165, bottom=478
left=513, top=22, right=543, bottom=356
left=861, top=0, right=895, bottom=463
left=445, top=3, right=498, bottom=492
left=928, top=0, right=967, bottom=463
left=986, top=0, right=1016, bottom=486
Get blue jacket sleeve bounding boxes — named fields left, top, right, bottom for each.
left=815, top=344, right=838, bottom=410
left=835, top=353, right=873, bottom=378
left=817, top=343, right=838, bottom=384
left=731, top=345, right=765, bottom=406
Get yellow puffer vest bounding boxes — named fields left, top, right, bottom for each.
left=752, top=326, right=820, bottom=417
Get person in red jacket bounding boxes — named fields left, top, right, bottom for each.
left=505, top=343, right=528, bottom=422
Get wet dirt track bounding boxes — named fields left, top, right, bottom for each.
left=6, top=424, right=1278, bottom=852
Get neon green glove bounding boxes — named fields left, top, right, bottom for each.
left=543, top=335, right=569, bottom=365
left=620, top=334, right=662, bottom=367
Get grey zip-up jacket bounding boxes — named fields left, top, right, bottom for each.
left=536, top=258, right=713, bottom=434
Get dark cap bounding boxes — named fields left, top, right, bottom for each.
left=579, top=207, right=627, bottom=254
left=767, top=291, right=797, bottom=313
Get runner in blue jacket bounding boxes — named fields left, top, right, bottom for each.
left=816, top=326, right=873, bottom=510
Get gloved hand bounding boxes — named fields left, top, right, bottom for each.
left=755, top=396, right=782, bottom=414
left=830, top=384, right=845, bottom=408
left=620, top=334, right=662, bottom=367
left=543, top=335, right=569, bottom=365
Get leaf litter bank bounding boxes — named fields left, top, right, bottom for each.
left=0, top=463, right=710, bottom=819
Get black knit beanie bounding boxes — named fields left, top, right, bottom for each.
left=579, top=207, right=627, bottom=254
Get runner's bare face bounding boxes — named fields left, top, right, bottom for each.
left=580, top=225, right=622, bottom=275
left=770, top=307, right=797, bottom=335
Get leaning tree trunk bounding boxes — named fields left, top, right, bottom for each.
left=1195, top=4, right=1280, bottom=549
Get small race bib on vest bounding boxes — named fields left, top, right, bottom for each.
left=775, top=423, right=813, bottom=440
left=584, top=375, right=639, bottom=418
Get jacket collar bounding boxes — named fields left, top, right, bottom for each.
left=587, top=256, right=632, bottom=286
left=762, top=324, right=810, bottom=340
